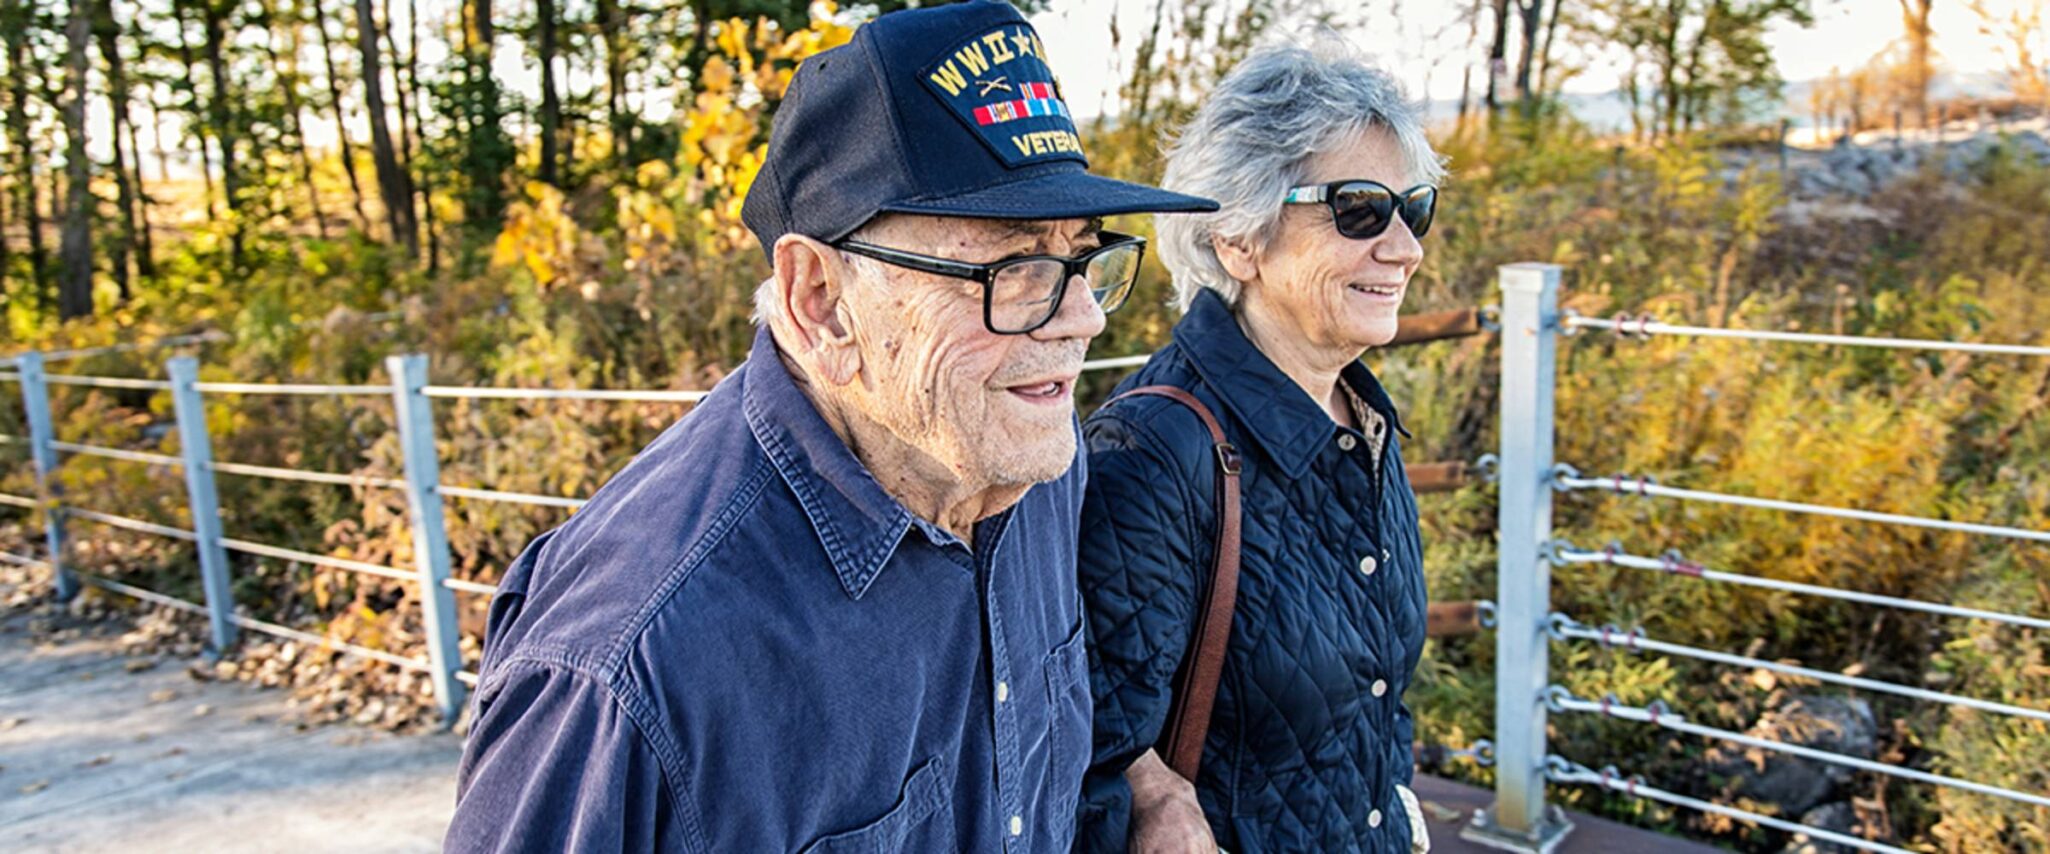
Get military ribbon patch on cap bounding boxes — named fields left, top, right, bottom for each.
left=922, top=25, right=1087, bottom=168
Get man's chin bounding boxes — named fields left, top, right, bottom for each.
left=982, top=434, right=1078, bottom=487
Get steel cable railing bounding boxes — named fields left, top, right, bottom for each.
left=438, top=485, right=587, bottom=509
left=1544, top=756, right=1913, bottom=854
left=422, top=386, right=708, bottom=403
left=43, top=374, right=175, bottom=391
left=208, top=460, right=406, bottom=490
left=1566, top=312, right=2050, bottom=359
left=52, top=440, right=184, bottom=468
left=1548, top=540, right=2050, bottom=631
left=1553, top=467, right=2050, bottom=545
left=1547, top=613, right=2050, bottom=724
left=192, top=381, right=394, bottom=396
left=1546, top=688, right=2050, bottom=810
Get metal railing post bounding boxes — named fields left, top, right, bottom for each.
left=387, top=354, right=466, bottom=724
left=16, top=353, right=75, bottom=600
left=1464, top=263, right=1574, bottom=852
left=168, top=357, right=239, bottom=654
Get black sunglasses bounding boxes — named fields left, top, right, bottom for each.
left=832, top=231, right=1147, bottom=335
left=1282, top=180, right=1438, bottom=240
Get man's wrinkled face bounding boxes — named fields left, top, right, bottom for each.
left=838, top=214, right=1108, bottom=487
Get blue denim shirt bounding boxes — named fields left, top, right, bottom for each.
left=447, top=329, right=1093, bottom=853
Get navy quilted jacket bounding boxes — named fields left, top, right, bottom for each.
left=1073, top=289, right=1428, bottom=853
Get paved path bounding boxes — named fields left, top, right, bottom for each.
left=0, top=603, right=460, bottom=853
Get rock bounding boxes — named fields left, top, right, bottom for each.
left=1704, top=695, right=1878, bottom=817
left=1782, top=801, right=1890, bottom=854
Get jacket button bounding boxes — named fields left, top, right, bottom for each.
left=1368, top=808, right=1383, bottom=828
left=1010, top=815, right=1023, bottom=836
left=1371, top=678, right=1388, bottom=697
left=997, top=681, right=1009, bottom=703
left=1359, top=555, right=1377, bottom=576
left=1338, top=434, right=1356, bottom=451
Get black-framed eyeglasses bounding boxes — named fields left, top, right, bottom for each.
left=833, top=231, right=1148, bottom=335
left=1282, top=180, right=1438, bottom=240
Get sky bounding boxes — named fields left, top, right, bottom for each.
left=1029, top=0, right=2031, bottom=120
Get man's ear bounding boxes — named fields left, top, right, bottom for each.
left=1211, top=231, right=1262, bottom=286
left=772, top=234, right=863, bottom=386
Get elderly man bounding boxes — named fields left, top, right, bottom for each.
left=443, top=2, right=1214, bottom=852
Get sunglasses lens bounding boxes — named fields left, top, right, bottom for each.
left=1329, top=183, right=1396, bottom=238
left=1401, top=186, right=1436, bottom=238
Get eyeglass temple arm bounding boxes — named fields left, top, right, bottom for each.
left=839, top=241, right=986, bottom=280
left=1282, top=185, right=1328, bottom=204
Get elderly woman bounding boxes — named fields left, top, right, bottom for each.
left=1073, top=41, right=1442, bottom=854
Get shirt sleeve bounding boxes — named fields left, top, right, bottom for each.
left=1072, top=410, right=1209, bottom=853
left=446, top=661, right=696, bottom=854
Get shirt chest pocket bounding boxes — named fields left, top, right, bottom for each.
left=799, top=757, right=954, bottom=854
left=1043, top=621, right=1091, bottom=826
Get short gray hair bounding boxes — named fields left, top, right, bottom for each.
left=1156, top=37, right=1446, bottom=312
left=751, top=223, right=891, bottom=327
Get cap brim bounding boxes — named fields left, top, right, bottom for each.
left=879, top=170, right=1218, bottom=221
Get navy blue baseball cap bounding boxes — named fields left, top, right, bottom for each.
left=742, top=0, right=1217, bottom=259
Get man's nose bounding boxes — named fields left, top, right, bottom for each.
left=1032, top=272, right=1107, bottom=342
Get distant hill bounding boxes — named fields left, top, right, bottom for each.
left=1421, top=70, right=2015, bottom=133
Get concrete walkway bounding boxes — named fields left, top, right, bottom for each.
left=0, top=603, right=461, bottom=853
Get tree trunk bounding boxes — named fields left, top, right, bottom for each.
left=260, top=0, right=328, bottom=239
left=126, top=97, right=155, bottom=273
left=1456, top=0, right=1484, bottom=128
left=4, top=0, right=50, bottom=299
left=59, top=2, right=93, bottom=319
left=315, top=4, right=372, bottom=232
left=404, top=0, right=437, bottom=271
left=197, top=0, right=245, bottom=265
left=96, top=0, right=144, bottom=293
left=378, top=0, right=422, bottom=252
left=461, top=0, right=508, bottom=225
left=1513, top=0, right=1544, bottom=110
left=0, top=158, right=9, bottom=291
left=169, top=0, right=219, bottom=221
left=600, top=0, right=627, bottom=163
left=536, top=0, right=562, bottom=186
left=1534, top=0, right=1564, bottom=102
left=1898, top=0, right=1935, bottom=128
left=1657, top=0, right=1683, bottom=138
left=1485, top=0, right=1510, bottom=112
left=354, top=0, right=417, bottom=258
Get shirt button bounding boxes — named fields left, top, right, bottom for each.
left=1369, top=808, right=1383, bottom=828
left=1338, top=434, right=1357, bottom=451
left=1009, top=815, right=1023, bottom=836
left=1359, top=555, right=1377, bottom=576
left=1372, top=678, right=1388, bottom=697
left=997, top=681, right=1009, bottom=703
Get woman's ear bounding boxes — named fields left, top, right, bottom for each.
left=771, top=234, right=863, bottom=386
left=1211, top=232, right=1262, bottom=286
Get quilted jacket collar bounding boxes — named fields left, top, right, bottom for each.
left=1172, top=289, right=1409, bottom=480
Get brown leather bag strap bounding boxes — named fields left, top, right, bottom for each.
left=1106, top=385, right=1242, bottom=782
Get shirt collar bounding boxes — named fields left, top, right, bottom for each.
left=1171, top=288, right=1409, bottom=479
left=740, top=328, right=918, bottom=600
